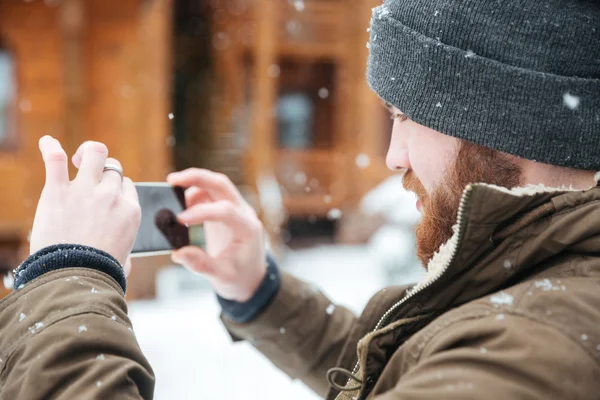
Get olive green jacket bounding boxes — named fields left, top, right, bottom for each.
left=0, top=268, right=154, bottom=399
left=224, top=184, right=600, bottom=399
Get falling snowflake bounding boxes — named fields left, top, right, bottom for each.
left=490, top=291, right=513, bottom=306
left=78, top=325, right=88, bottom=333
left=91, top=287, right=98, bottom=293
left=279, top=327, right=286, bottom=334
left=19, top=313, right=26, bottom=322
left=327, top=208, right=343, bottom=220
left=318, top=88, right=330, bottom=99
left=480, top=347, right=487, bottom=354
left=465, top=50, right=476, bottom=58
left=355, top=154, right=371, bottom=169
left=20, top=99, right=32, bottom=112
left=390, top=77, right=396, bottom=81
left=96, top=354, right=105, bottom=361
left=503, top=260, right=512, bottom=269
left=111, top=315, right=117, bottom=321
left=168, top=113, right=174, bottom=120
left=294, top=172, right=307, bottom=185
left=269, top=273, right=277, bottom=281
left=435, top=102, right=442, bottom=108
left=496, top=313, right=505, bottom=321
left=326, top=304, right=336, bottom=315
left=293, top=0, right=304, bottom=12
left=96, top=381, right=102, bottom=388
left=3, top=273, right=14, bottom=290
left=563, top=93, right=580, bottom=110
left=267, top=64, right=281, bottom=78
left=582, top=334, right=588, bottom=341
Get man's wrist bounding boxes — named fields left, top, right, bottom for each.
left=14, top=244, right=127, bottom=293
left=218, top=253, right=281, bottom=323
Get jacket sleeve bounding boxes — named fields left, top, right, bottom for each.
left=0, top=260, right=154, bottom=398
left=221, top=270, right=357, bottom=397
left=374, top=314, right=600, bottom=400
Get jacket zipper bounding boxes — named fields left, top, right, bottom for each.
left=351, top=184, right=475, bottom=380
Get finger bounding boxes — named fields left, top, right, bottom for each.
left=168, top=169, right=244, bottom=204
left=71, top=140, right=91, bottom=169
left=177, top=200, right=258, bottom=236
left=171, top=246, right=216, bottom=275
left=122, top=177, right=139, bottom=203
left=185, top=186, right=212, bottom=207
left=39, top=135, right=69, bottom=186
left=74, top=141, right=108, bottom=184
left=100, top=157, right=123, bottom=190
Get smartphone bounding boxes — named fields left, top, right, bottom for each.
left=132, top=183, right=204, bottom=257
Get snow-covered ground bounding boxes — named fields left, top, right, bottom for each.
left=129, top=245, right=423, bottom=400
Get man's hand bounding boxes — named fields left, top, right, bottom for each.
left=167, top=169, right=267, bottom=302
left=30, top=136, right=141, bottom=268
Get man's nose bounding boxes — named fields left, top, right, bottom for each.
left=386, top=121, right=410, bottom=171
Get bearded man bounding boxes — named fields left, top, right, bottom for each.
left=3, top=0, right=600, bottom=399
left=167, top=1, right=600, bottom=399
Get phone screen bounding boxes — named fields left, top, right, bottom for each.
left=132, top=183, right=190, bottom=257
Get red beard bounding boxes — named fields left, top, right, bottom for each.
left=403, top=141, right=522, bottom=267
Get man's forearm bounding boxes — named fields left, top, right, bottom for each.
left=0, top=248, right=154, bottom=399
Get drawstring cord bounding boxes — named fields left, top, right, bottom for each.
left=326, top=367, right=363, bottom=392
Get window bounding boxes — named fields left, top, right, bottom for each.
left=0, top=43, right=16, bottom=148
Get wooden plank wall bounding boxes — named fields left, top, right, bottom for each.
left=0, top=0, right=173, bottom=298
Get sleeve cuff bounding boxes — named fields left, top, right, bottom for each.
left=13, top=244, right=127, bottom=293
left=217, top=253, right=281, bottom=323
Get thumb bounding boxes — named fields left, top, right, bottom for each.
left=172, top=246, right=216, bottom=275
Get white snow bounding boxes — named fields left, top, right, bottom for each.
left=3, top=272, right=13, bottom=290
left=563, top=93, right=580, bottom=110
left=327, top=208, right=342, bottom=220
left=360, top=174, right=420, bottom=225
left=355, top=154, right=371, bottom=169
left=465, top=50, right=475, bottom=58
left=435, top=102, right=442, bottom=108
left=326, top=304, right=336, bottom=315
left=581, top=334, right=588, bottom=341
left=96, top=354, right=105, bottom=361
left=28, top=322, right=44, bottom=334
left=129, top=243, right=422, bottom=399
left=293, top=0, right=304, bottom=12
left=168, top=113, right=174, bottom=120
left=267, top=64, right=281, bottom=78
left=318, top=88, right=329, bottom=99
left=294, top=172, right=307, bottom=185
left=490, top=292, right=513, bottom=306
left=19, top=313, right=26, bottom=322
left=78, top=325, right=88, bottom=333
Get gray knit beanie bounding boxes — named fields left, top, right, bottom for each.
left=367, top=0, right=600, bottom=170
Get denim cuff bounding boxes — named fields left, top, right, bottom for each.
left=13, top=244, right=127, bottom=293
left=218, top=253, right=281, bottom=323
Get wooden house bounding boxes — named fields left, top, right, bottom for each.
left=0, top=0, right=392, bottom=299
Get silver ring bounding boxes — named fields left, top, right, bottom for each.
left=103, top=163, right=123, bottom=179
